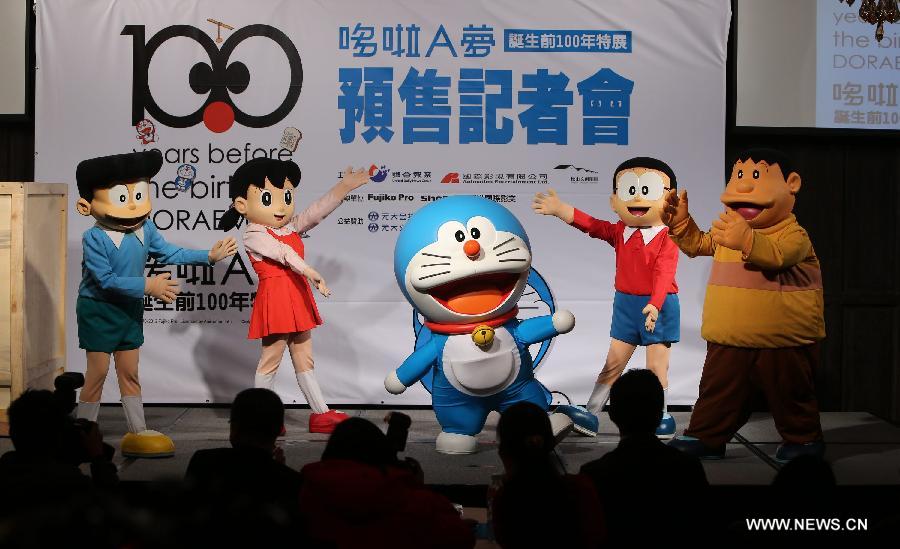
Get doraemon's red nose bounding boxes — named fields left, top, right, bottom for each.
left=463, top=239, right=480, bottom=259
left=203, top=101, right=235, bottom=133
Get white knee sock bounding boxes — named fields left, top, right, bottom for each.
left=255, top=372, right=276, bottom=390
left=121, top=395, right=147, bottom=433
left=77, top=401, right=100, bottom=422
left=586, top=383, right=612, bottom=417
left=663, top=387, right=669, bottom=417
left=296, top=371, right=329, bottom=414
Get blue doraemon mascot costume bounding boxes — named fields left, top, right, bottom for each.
left=386, top=196, right=575, bottom=454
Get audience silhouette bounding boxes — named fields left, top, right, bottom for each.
left=491, top=402, right=606, bottom=548
left=580, top=369, right=708, bottom=543
left=185, top=388, right=303, bottom=514
left=0, top=389, right=118, bottom=491
left=0, top=373, right=890, bottom=546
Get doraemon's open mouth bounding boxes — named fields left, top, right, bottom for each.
left=726, top=202, right=766, bottom=221
left=428, top=272, right=520, bottom=315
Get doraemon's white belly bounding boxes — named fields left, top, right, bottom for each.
left=442, top=328, right=521, bottom=397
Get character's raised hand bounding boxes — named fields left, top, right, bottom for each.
left=532, top=189, right=561, bottom=216
left=710, top=210, right=753, bottom=253
left=145, top=272, right=180, bottom=303
left=340, top=166, right=370, bottom=191
left=642, top=304, right=659, bottom=333
left=208, top=237, right=238, bottom=264
left=661, top=189, right=689, bottom=229
left=304, top=266, right=331, bottom=297
left=532, top=189, right=575, bottom=223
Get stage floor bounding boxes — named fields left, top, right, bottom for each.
left=2, top=409, right=899, bottom=485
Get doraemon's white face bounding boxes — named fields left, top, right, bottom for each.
left=177, top=165, right=196, bottom=178
left=405, top=216, right=531, bottom=324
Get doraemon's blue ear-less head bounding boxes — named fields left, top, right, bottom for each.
left=394, top=196, right=532, bottom=324
left=177, top=164, right=196, bottom=178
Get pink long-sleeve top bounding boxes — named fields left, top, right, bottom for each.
left=242, top=182, right=350, bottom=274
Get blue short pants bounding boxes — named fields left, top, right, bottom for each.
left=76, top=296, right=144, bottom=353
left=610, top=291, right=680, bottom=346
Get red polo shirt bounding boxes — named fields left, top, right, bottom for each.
left=571, top=208, right=679, bottom=311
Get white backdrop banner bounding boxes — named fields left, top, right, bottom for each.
left=36, top=0, right=731, bottom=405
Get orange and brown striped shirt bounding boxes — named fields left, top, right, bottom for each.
left=669, top=214, right=825, bottom=348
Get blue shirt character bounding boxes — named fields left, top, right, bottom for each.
left=72, top=150, right=237, bottom=459
left=79, top=219, right=211, bottom=302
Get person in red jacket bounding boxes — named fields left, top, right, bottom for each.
left=533, top=157, right=680, bottom=438
left=299, top=418, right=475, bottom=549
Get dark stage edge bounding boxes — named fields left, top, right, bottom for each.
left=2, top=410, right=899, bottom=485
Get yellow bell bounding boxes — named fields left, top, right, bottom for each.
left=471, top=325, right=495, bottom=348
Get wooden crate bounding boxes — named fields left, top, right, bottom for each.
left=0, top=183, right=68, bottom=424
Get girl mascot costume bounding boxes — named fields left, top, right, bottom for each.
left=219, top=158, right=368, bottom=433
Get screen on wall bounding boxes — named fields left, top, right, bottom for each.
left=736, top=0, right=899, bottom=130
left=0, top=0, right=27, bottom=116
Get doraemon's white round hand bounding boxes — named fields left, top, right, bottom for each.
left=384, top=371, right=407, bottom=395
left=552, top=309, right=575, bottom=334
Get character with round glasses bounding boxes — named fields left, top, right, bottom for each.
left=532, top=157, right=681, bottom=438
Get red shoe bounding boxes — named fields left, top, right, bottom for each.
left=309, top=410, right=350, bottom=434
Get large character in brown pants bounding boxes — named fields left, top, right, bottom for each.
left=661, top=149, right=825, bottom=463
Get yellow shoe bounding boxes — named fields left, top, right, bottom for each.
left=120, top=430, right=176, bottom=458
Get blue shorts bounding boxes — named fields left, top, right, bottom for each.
left=610, top=291, right=680, bottom=346
left=76, top=296, right=144, bottom=353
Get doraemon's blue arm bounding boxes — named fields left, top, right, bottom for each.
left=385, top=338, right=440, bottom=394
left=516, top=310, right=576, bottom=345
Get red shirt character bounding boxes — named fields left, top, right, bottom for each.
left=570, top=210, right=679, bottom=311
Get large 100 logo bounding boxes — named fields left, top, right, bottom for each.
left=122, top=24, right=303, bottom=133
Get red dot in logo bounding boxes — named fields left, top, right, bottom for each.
left=203, top=101, right=235, bottom=133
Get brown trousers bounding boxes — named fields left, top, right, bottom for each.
left=684, top=342, right=823, bottom=447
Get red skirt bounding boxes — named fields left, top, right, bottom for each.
left=248, top=271, right=322, bottom=339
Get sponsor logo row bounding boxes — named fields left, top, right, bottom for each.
left=347, top=164, right=602, bottom=185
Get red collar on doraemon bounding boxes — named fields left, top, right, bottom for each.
left=424, top=307, right=519, bottom=335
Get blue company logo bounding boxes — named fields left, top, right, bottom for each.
left=368, top=211, right=380, bottom=222
left=368, top=223, right=379, bottom=233
left=368, top=164, right=389, bottom=182
left=411, top=268, right=557, bottom=393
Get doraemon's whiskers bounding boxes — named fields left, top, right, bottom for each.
left=418, top=271, right=451, bottom=280
left=493, top=237, right=515, bottom=250
left=498, top=258, right=527, bottom=262
left=421, top=263, right=451, bottom=267
left=421, top=252, right=451, bottom=259
left=496, top=247, right=520, bottom=256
